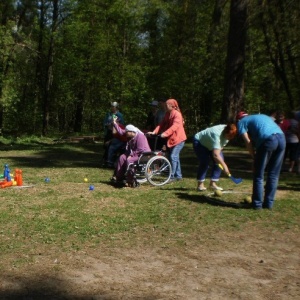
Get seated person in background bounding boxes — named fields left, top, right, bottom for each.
left=111, top=123, right=151, bottom=184
left=102, top=102, right=125, bottom=167
left=103, top=121, right=127, bottom=168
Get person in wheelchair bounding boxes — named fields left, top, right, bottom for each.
left=111, top=123, right=151, bottom=184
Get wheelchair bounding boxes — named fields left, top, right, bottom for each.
left=126, top=135, right=172, bottom=187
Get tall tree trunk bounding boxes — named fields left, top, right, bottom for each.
left=0, top=0, right=15, bottom=131
left=73, top=91, right=84, bottom=133
left=34, top=0, right=46, bottom=134
left=42, top=0, right=59, bottom=136
left=202, top=0, right=227, bottom=125
left=259, top=0, right=294, bottom=109
left=221, top=0, right=248, bottom=122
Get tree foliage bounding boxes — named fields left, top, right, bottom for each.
left=0, top=0, right=299, bottom=137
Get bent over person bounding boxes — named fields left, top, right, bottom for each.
left=193, top=124, right=237, bottom=191
left=236, top=112, right=286, bottom=210
left=111, top=123, right=151, bottom=184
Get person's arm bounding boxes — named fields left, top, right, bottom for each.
left=241, top=132, right=255, bottom=159
left=112, top=121, right=126, bottom=136
left=148, top=119, right=164, bottom=135
left=212, top=149, right=230, bottom=175
left=116, top=112, right=125, bottom=125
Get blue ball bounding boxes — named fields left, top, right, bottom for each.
left=89, top=185, right=94, bottom=190
left=45, top=177, right=50, bottom=183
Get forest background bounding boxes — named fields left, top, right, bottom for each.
left=0, top=0, right=299, bottom=137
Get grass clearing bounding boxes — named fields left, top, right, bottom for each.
left=0, top=141, right=299, bottom=298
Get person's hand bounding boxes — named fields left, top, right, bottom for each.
left=112, top=116, right=118, bottom=124
left=160, top=133, right=165, bottom=138
left=147, top=132, right=154, bottom=135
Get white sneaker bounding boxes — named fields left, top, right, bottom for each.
left=209, top=185, right=223, bottom=191
left=197, top=187, right=207, bottom=191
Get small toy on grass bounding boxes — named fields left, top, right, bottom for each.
left=244, top=196, right=252, bottom=204
left=0, top=164, right=23, bottom=188
left=214, top=189, right=223, bottom=197
left=44, top=177, right=50, bottom=183
left=84, top=178, right=88, bottom=182
left=89, top=185, right=94, bottom=191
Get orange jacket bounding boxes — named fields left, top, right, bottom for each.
left=153, top=109, right=186, bottom=148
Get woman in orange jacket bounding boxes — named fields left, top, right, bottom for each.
left=148, top=99, right=187, bottom=181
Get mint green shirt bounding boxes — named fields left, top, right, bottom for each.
left=194, top=125, right=228, bottom=150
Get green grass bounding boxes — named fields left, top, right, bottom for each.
left=0, top=141, right=299, bottom=264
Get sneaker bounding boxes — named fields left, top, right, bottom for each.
left=197, top=187, right=207, bottom=191
left=209, top=184, right=223, bottom=191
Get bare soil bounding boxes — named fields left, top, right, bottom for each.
left=1, top=224, right=299, bottom=300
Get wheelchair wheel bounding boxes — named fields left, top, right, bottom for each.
left=135, top=165, right=148, bottom=184
left=145, top=156, right=172, bottom=186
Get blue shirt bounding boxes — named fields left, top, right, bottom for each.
left=237, top=114, right=283, bottom=148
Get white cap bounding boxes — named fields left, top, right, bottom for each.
left=150, top=100, right=158, bottom=106
left=111, top=102, right=118, bottom=107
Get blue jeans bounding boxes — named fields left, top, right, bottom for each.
left=193, top=139, right=222, bottom=182
left=169, top=141, right=185, bottom=179
left=107, top=138, right=126, bottom=165
left=253, top=133, right=286, bottom=209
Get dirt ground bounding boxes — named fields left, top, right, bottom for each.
left=1, top=227, right=299, bottom=300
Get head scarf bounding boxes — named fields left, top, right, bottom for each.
left=125, top=124, right=139, bottom=133
left=166, top=99, right=180, bottom=112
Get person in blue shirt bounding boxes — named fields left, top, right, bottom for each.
left=236, top=111, right=286, bottom=210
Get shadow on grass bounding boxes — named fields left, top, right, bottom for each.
left=0, top=143, right=103, bottom=169
left=176, top=192, right=250, bottom=209
left=0, top=274, right=157, bottom=299
left=278, top=181, right=300, bottom=192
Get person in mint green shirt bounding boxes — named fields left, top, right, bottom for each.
left=193, top=124, right=237, bottom=191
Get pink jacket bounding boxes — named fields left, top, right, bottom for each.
left=153, top=109, right=186, bottom=148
